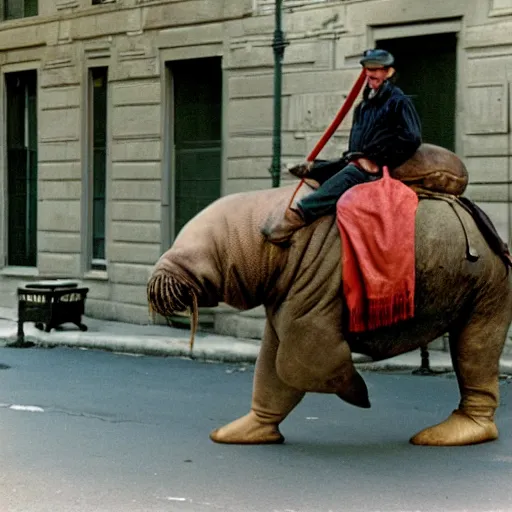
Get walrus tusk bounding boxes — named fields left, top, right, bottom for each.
left=148, top=296, right=197, bottom=354
left=189, top=292, right=198, bottom=353
left=146, top=272, right=198, bottom=353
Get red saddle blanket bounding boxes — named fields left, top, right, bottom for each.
left=336, top=167, right=419, bottom=332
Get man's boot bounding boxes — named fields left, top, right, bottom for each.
left=288, top=161, right=314, bottom=179
left=261, top=206, right=307, bottom=244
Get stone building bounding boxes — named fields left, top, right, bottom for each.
left=0, top=0, right=511, bottom=326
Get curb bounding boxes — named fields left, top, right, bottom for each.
left=1, top=325, right=512, bottom=375
left=0, top=329, right=261, bottom=364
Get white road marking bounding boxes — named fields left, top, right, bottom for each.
left=9, top=405, right=44, bottom=412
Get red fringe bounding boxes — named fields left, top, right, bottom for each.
left=348, top=289, right=414, bottom=333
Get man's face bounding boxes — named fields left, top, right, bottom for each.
left=364, top=66, right=389, bottom=90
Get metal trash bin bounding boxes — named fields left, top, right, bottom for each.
left=14, top=280, right=89, bottom=347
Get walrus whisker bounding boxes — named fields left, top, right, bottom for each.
left=153, top=276, right=167, bottom=315
left=163, top=276, right=174, bottom=312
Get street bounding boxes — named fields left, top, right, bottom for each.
left=0, top=346, right=510, bottom=512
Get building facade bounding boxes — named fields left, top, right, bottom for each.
left=0, top=0, right=511, bottom=324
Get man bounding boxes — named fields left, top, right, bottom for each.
left=263, top=48, right=422, bottom=244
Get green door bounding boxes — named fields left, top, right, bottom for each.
left=6, top=70, right=38, bottom=267
left=378, top=33, right=457, bottom=151
left=171, top=57, right=222, bottom=237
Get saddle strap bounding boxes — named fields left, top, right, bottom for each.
left=418, top=193, right=511, bottom=270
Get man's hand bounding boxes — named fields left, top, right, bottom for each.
left=353, top=157, right=380, bottom=174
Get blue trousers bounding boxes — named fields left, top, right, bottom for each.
left=298, top=163, right=381, bottom=223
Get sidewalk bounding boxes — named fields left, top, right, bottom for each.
left=1, top=306, right=512, bottom=375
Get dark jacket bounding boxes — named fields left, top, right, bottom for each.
left=348, top=80, right=422, bottom=170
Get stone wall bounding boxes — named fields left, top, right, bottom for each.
left=0, top=0, right=511, bottom=328
left=463, top=0, right=512, bottom=241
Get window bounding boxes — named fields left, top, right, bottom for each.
left=3, top=0, right=38, bottom=20
left=88, top=68, right=108, bottom=271
left=5, top=70, right=38, bottom=267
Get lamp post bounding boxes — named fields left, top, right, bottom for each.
left=269, top=0, right=288, bottom=188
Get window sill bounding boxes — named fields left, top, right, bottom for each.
left=84, top=270, right=109, bottom=281
left=0, top=266, right=39, bottom=278
left=489, top=7, right=512, bottom=17
left=0, top=14, right=39, bottom=28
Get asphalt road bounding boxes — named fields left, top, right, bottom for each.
left=0, top=346, right=510, bottom=512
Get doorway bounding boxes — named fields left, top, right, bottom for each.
left=168, top=57, right=222, bottom=239
left=377, top=33, right=457, bottom=152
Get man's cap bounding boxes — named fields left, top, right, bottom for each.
left=360, top=49, right=394, bottom=68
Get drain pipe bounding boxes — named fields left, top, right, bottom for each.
left=269, top=0, right=288, bottom=188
